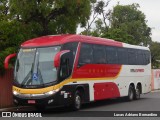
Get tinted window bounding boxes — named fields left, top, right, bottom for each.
left=61, top=42, right=78, bottom=59
left=78, top=43, right=93, bottom=65
left=78, top=43, right=150, bottom=66
left=137, top=50, right=144, bottom=65
left=106, top=46, right=118, bottom=64
left=117, top=48, right=128, bottom=64
left=144, top=51, right=150, bottom=64
left=136, top=50, right=150, bottom=65
left=93, top=45, right=106, bottom=64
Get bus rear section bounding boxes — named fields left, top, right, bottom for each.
left=71, top=42, right=151, bottom=102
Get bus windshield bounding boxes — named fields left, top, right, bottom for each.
left=14, top=46, right=61, bottom=87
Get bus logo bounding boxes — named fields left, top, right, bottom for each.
left=130, top=69, right=144, bottom=72
left=32, top=73, right=38, bottom=80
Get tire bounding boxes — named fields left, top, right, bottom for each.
left=134, top=86, right=141, bottom=100
left=72, top=91, right=81, bottom=110
left=127, top=85, right=135, bottom=101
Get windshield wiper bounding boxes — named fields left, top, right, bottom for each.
left=21, top=71, right=32, bottom=86
left=38, top=67, right=44, bottom=85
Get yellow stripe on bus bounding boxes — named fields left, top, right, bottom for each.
left=13, top=66, right=122, bottom=94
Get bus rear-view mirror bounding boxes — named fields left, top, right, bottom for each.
left=4, top=53, right=17, bottom=69
left=54, top=50, right=70, bottom=68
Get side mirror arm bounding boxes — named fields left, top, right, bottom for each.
left=4, top=53, right=17, bottom=69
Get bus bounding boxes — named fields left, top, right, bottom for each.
left=4, top=34, right=151, bottom=110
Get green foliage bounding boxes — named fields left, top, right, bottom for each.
left=149, top=41, right=160, bottom=68
left=81, top=0, right=110, bottom=35
left=9, top=0, right=91, bottom=35
left=0, top=47, right=16, bottom=74
left=102, top=28, right=134, bottom=43
left=107, top=3, right=151, bottom=46
left=0, top=0, right=91, bottom=72
left=82, top=3, right=152, bottom=47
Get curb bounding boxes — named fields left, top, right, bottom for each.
left=151, top=89, right=160, bottom=92
left=0, top=106, right=33, bottom=112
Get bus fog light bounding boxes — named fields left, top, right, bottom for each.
left=45, top=89, right=60, bottom=95
left=48, top=99, right=54, bottom=104
left=14, top=99, right=18, bottom=103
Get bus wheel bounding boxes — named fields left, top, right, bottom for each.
left=135, top=86, right=140, bottom=100
left=72, top=91, right=81, bottom=110
left=127, top=85, right=135, bottom=101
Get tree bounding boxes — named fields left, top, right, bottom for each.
left=149, top=41, right=160, bottom=68
left=82, top=0, right=111, bottom=35
left=84, top=3, right=152, bottom=47
left=9, top=0, right=91, bottom=35
left=0, top=0, right=16, bottom=73
left=0, top=0, right=91, bottom=72
left=106, top=3, right=151, bottom=46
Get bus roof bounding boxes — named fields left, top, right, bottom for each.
left=21, top=34, right=149, bottom=50
left=21, top=34, right=122, bottom=47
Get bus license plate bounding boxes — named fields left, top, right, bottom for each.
left=28, top=100, right=36, bottom=104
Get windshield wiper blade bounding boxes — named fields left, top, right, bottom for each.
left=38, top=67, right=44, bottom=85
left=21, top=71, right=32, bottom=86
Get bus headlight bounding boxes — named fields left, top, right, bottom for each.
left=13, top=91, right=20, bottom=96
left=45, top=91, right=55, bottom=95
left=45, top=89, right=60, bottom=95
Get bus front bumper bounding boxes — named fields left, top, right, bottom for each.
left=13, top=91, right=73, bottom=107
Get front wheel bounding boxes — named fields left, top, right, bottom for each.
left=72, top=91, right=81, bottom=110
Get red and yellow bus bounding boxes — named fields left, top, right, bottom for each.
left=5, top=34, right=151, bottom=110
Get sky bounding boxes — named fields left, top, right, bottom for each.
left=78, top=0, right=160, bottom=42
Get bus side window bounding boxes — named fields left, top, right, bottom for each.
left=78, top=43, right=93, bottom=66
left=61, top=42, right=78, bottom=60
left=93, top=45, right=106, bottom=64
left=128, top=49, right=137, bottom=65
left=137, top=50, right=143, bottom=65
left=117, top=48, right=128, bottom=65
left=106, top=46, right=118, bottom=64
left=144, top=51, right=150, bottom=64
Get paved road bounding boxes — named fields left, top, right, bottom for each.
left=1, top=91, right=160, bottom=117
